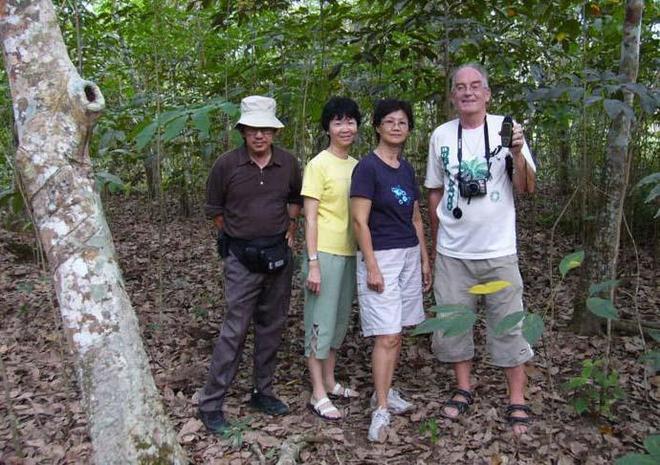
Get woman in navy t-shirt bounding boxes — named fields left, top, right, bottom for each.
left=350, top=99, right=432, bottom=443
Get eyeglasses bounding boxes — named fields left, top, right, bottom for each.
left=380, top=119, right=409, bottom=129
left=453, top=82, right=486, bottom=94
left=243, top=127, right=276, bottom=136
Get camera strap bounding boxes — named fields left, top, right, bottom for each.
left=457, top=116, right=491, bottom=181
left=456, top=116, right=491, bottom=207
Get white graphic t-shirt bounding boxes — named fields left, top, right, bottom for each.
left=425, top=114, right=536, bottom=259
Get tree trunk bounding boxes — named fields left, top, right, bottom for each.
left=0, top=2, right=187, bottom=463
left=571, top=0, right=644, bottom=334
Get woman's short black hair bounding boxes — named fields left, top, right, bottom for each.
left=372, top=99, right=414, bottom=131
left=321, top=97, right=362, bottom=131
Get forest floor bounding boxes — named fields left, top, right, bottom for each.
left=0, top=191, right=658, bottom=465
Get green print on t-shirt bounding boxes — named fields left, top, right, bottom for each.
left=459, top=159, right=489, bottom=181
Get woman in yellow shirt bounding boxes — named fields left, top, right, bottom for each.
left=302, top=97, right=362, bottom=421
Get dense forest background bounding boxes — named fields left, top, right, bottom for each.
left=2, top=0, right=658, bottom=227
left=1, top=0, right=658, bottom=464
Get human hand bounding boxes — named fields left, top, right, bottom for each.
left=510, top=123, right=524, bottom=157
left=306, top=261, right=321, bottom=294
left=285, top=221, right=296, bottom=248
left=367, top=265, right=385, bottom=293
left=422, top=259, right=432, bottom=293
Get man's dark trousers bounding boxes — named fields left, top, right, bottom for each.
left=198, top=250, right=293, bottom=413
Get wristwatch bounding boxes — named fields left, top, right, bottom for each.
left=308, top=254, right=318, bottom=262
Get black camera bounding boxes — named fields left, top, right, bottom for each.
left=459, top=178, right=487, bottom=198
left=500, top=115, right=514, bottom=148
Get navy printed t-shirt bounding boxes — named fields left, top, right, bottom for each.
left=350, top=152, right=420, bottom=251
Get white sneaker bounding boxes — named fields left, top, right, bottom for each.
left=368, top=407, right=390, bottom=442
left=370, top=388, right=414, bottom=415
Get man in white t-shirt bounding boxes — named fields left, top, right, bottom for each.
left=425, top=63, right=536, bottom=434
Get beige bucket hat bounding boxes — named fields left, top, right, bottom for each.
left=235, top=95, right=284, bottom=129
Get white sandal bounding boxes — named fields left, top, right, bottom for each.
left=307, top=396, right=342, bottom=421
left=328, top=382, right=359, bottom=399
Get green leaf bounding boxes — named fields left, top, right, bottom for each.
left=163, top=115, right=188, bottom=142
left=411, top=318, right=452, bottom=336
left=564, top=377, right=588, bottom=390
left=573, top=397, right=589, bottom=415
left=645, top=184, right=660, bottom=204
left=522, top=313, right=544, bottom=345
left=468, top=280, right=511, bottom=295
left=95, top=171, right=125, bottom=193
left=559, top=250, right=584, bottom=278
left=635, top=172, right=660, bottom=189
left=640, top=351, right=660, bottom=371
left=0, top=187, right=15, bottom=204
left=412, top=308, right=476, bottom=337
left=586, top=297, right=619, bottom=320
left=584, top=95, right=602, bottom=106
left=192, top=108, right=211, bottom=140
left=134, top=121, right=157, bottom=150
left=495, top=311, right=525, bottom=336
left=643, top=435, right=660, bottom=457
left=429, top=304, right=472, bottom=314
left=615, top=454, right=657, bottom=465
left=603, top=99, right=624, bottom=119
left=647, top=329, right=660, bottom=343
left=588, top=279, right=621, bottom=296
left=442, top=311, right=477, bottom=338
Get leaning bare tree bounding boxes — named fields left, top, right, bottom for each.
left=0, top=1, right=187, bottom=463
left=572, top=0, right=644, bottom=334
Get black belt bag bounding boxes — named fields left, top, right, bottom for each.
left=220, top=232, right=289, bottom=274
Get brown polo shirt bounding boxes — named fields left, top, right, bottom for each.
left=205, top=145, right=303, bottom=240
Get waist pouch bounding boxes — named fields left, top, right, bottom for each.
left=224, top=233, right=288, bottom=274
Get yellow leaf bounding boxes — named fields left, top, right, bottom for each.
left=556, top=32, right=568, bottom=42
left=468, top=280, right=512, bottom=295
left=506, top=8, right=516, bottom=17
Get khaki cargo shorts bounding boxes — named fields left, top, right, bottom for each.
left=431, top=253, right=534, bottom=367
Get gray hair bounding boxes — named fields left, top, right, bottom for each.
left=450, top=63, right=490, bottom=90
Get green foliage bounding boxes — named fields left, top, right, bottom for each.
left=521, top=313, right=545, bottom=346
left=419, top=418, right=440, bottom=443
left=221, top=417, right=252, bottom=449
left=639, top=351, right=660, bottom=372
left=586, top=297, right=619, bottom=320
left=412, top=304, right=476, bottom=338
left=616, top=435, right=660, bottom=465
left=0, top=187, right=24, bottom=216
left=588, top=279, right=620, bottom=296
left=559, top=250, right=585, bottom=278
left=95, top=171, right=125, bottom=194
left=494, top=311, right=526, bottom=336
left=635, top=172, right=660, bottom=219
left=563, top=359, right=624, bottom=419
left=585, top=278, right=620, bottom=320
left=132, top=99, right=240, bottom=150
left=648, top=330, right=660, bottom=343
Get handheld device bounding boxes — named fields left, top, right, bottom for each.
left=500, top=115, right=513, bottom=148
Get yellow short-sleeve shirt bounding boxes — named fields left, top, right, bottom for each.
left=301, top=150, right=358, bottom=256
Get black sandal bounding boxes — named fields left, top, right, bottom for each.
left=441, top=388, right=474, bottom=420
left=505, top=404, right=532, bottom=429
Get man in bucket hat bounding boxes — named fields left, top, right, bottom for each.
left=199, top=96, right=303, bottom=433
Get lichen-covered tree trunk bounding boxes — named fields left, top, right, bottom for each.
left=571, top=0, right=644, bottom=334
left=0, top=2, right=187, bottom=463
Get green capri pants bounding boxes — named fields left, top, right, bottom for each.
left=303, top=251, right=356, bottom=359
